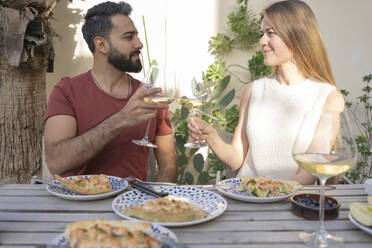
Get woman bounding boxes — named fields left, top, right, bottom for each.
left=188, top=0, right=344, bottom=185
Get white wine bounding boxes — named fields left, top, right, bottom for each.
left=143, top=96, right=174, bottom=104
left=293, top=153, right=354, bottom=178
left=175, top=98, right=205, bottom=109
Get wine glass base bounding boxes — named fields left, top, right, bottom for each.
left=299, top=231, right=344, bottom=248
left=132, top=139, right=158, bottom=148
left=184, top=141, right=207, bottom=148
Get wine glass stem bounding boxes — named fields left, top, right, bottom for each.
left=192, top=108, right=197, bottom=117
left=143, top=119, right=152, bottom=141
left=318, top=177, right=327, bottom=238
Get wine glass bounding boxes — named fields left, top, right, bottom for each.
left=132, top=65, right=160, bottom=148
left=132, top=66, right=176, bottom=148
left=175, top=77, right=208, bottom=148
left=292, top=108, right=357, bottom=247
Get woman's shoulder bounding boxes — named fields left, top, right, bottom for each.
left=323, top=89, right=345, bottom=112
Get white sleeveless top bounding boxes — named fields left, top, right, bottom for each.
left=237, top=77, right=335, bottom=179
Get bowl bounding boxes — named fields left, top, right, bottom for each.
left=291, top=193, right=340, bottom=220
left=364, top=178, right=372, bottom=195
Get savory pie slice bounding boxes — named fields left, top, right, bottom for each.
left=123, top=195, right=208, bottom=222
left=65, top=218, right=162, bottom=248
left=239, top=176, right=301, bottom=197
left=55, top=174, right=112, bottom=195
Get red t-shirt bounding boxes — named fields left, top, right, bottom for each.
left=45, top=71, right=173, bottom=180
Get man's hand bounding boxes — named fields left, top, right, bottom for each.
left=45, top=86, right=169, bottom=176
left=116, top=87, right=169, bottom=128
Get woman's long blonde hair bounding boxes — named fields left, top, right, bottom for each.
left=263, top=0, right=336, bottom=86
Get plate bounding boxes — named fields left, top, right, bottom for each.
left=349, top=213, right=372, bottom=235
left=216, top=178, right=297, bottom=203
left=53, top=221, right=178, bottom=247
left=112, top=185, right=227, bottom=227
left=46, top=175, right=128, bottom=201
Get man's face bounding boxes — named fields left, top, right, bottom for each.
left=107, top=14, right=143, bottom=72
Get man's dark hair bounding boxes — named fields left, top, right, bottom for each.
left=82, top=1, right=132, bottom=53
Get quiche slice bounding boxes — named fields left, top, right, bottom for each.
left=55, top=174, right=112, bottom=195
left=123, top=195, right=208, bottom=222
left=239, top=176, right=301, bottom=197
left=65, top=218, right=162, bottom=248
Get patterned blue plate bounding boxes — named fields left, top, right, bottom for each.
left=53, top=221, right=177, bottom=247
left=216, top=178, right=298, bottom=203
left=46, top=175, right=128, bottom=201
left=112, top=186, right=228, bottom=227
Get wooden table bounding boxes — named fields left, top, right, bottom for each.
left=0, top=183, right=371, bottom=248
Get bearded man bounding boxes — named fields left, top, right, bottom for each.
left=44, top=1, right=177, bottom=182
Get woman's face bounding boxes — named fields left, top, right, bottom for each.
left=259, top=17, right=292, bottom=66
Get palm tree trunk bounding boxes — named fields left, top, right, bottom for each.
left=0, top=13, right=47, bottom=185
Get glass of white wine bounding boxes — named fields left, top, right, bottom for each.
left=175, top=78, right=208, bottom=148
left=292, top=108, right=357, bottom=247
left=132, top=65, right=175, bottom=148
left=143, top=67, right=176, bottom=104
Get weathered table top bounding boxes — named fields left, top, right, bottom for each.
left=0, top=183, right=371, bottom=248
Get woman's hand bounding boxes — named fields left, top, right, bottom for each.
left=188, top=117, right=216, bottom=142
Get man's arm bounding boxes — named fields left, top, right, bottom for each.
left=44, top=87, right=168, bottom=175
left=154, top=134, right=177, bottom=182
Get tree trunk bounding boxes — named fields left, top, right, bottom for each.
left=0, top=11, right=48, bottom=185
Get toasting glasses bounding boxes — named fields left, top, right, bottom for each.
left=292, top=108, right=357, bottom=247
left=132, top=65, right=175, bottom=148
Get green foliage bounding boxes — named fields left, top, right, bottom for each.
left=207, top=153, right=226, bottom=175
left=171, top=75, right=237, bottom=185
left=193, top=154, right=204, bottom=173
left=171, top=0, right=269, bottom=185
left=248, top=51, right=273, bottom=80
left=342, top=74, right=372, bottom=183
left=204, top=61, right=226, bottom=83
left=227, top=2, right=261, bottom=49
left=211, top=75, right=230, bottom=100
left=216, top=104, right=239, bottom=133
left=208, top=34, right=234, bottom=57
left=209, top=0, right=260, bottom=56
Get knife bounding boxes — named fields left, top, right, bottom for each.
left=146, top=231, right=191, bottom=248
left=31, top=177, right=67, bottom=190
left=131, top=179, right=169, bottom=198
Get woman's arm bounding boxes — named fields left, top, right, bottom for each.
left=188, top=83, right=253, bottom=170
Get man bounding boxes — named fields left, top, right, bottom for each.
left=44, top=1, right=177, bottom=182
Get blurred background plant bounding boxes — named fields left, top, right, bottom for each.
left=342, top=74, right=372, bottom=184
left=170, top=0, right=272, bottom=185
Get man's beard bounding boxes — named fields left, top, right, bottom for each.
left=107, top=42, right=142, bottom=73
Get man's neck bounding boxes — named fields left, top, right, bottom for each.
left=91, top=63, right=131, bottom=99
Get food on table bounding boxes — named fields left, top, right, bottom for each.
left=123, top=195, right=207, bottom=222
left=349, top=202, right=372, bottom=226
left=55, top=174, right=112, bottom=195
left=295, top=194, right=337, bottom=209
left=65, top=218, right=162, bottom=248
left=239, top=176, right=301, bottom=197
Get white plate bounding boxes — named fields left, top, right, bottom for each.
left=216, top=178, right=297, bottom=203
left=46, top=175, right=128, bottom=201
left=53, top=221, right=177, bottom=247
left=112, top=185, right=227, bottom=227
left=349, top=213, right=372, bottom=235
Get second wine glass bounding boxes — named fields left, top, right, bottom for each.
left=175, top=77, right=208, bottom=148
left=292, top=108, right=357, bottom=247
